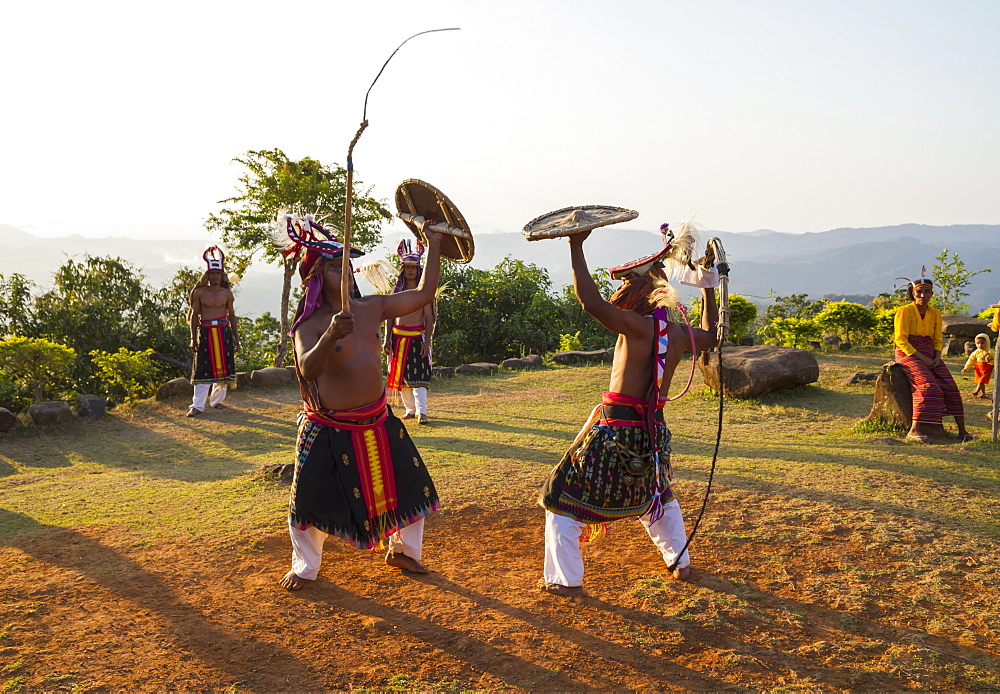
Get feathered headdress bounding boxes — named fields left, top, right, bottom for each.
left=894, top=265, right=936, bottom=292
left=607, top=220, right=698, bottom=310
left=393, top=239, right=425, bottom=293
left=271, top=214, right=365, bottom=333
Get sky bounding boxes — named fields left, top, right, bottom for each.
left=2, top=0, right=999, bottom=247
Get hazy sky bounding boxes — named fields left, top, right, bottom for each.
left=3, top=0, right=998, bottom=243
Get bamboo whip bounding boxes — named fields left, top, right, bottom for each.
left=340, top=121, right=368, bottom=310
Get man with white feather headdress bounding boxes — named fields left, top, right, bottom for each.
left=537, top=221, right=720, bottom=597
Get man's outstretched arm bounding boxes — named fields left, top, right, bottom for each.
left=569, top=231, right=646, bottom=338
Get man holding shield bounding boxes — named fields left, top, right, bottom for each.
left=533, top=218, right=719, bottom=597
left=277, top=215, right=444, bottom=590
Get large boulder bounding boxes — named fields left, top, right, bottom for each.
left=234, top=371, right=252, bottom=389
left=250, top=367, right=295, bottom=387
left=943, top=336, right=970, bottom=357
left=0, top=408, right=20, bottom=433
left=552, top=348, right=614, bottom=365
left=28, top=401, right=72, bottom=426
left=699, top=345, right=820, bottom=398
left=75, top=395, right=107, bottom=418
left=432, top=366, right=455, bottom=378
left=501, top=355, right=543, bottom=370
left=156, top=377, right=192, bottom=400
left=455, top=362, right=499, bottom=375
left=942, top=316, right=995, bottom=339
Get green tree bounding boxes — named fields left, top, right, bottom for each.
left=235, top=312, right=283, bottom=372
left=90, top=348, right=161, bottom=403
left=764, top=293, right=823, bottom=322
left=0, top=273, right=35, bottom=337
left=0, top=337, right=76, bottom=402
left=762, top=317, right=821, bottom=348
left=32, top=256, right=185, bottom=390
left=814, top=300, right=877, bottom=345
left=930, top=248, right=991, bottom=316
left=434, top=257, right=565, bottom=364
left=204, top=148, right=392, bottom=366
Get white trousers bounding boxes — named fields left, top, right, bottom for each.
left=399, top=386, right=428, bottom=416
left=288, top=517, right=425, bottom=581
left=191, top=383, right=227, bottom=411
left=543, top=500, right=690, bottom=588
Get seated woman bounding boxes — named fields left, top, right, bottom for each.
left=894, top=276, right=971, bottom=442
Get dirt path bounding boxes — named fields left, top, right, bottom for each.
left=4, top=495, right=998, bottom=691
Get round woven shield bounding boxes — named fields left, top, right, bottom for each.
left=395, top=179, right=474, bottom=264
left=522, top=205, right=638, bottom=241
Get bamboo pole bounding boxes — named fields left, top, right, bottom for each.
left=340, top=121, right=369, bottom=310
left=992, top=304, right=999, bottom=443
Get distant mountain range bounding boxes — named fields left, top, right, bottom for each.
left=2, top=223, right=998, bottom=318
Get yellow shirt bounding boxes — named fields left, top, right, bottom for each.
left=964, top=348, right=995, bottom=370
left=991, top=310, right=999, bottom=333
left=893, top=303, right=942, bottom=356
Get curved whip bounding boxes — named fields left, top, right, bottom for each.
left=667, top=238, right=730, bottom=572
left=340, top=27, right=461, bottom=309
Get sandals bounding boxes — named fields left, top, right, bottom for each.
left=905, top=433, right=931, bottom=444
left=956, top=434, right=975, bottom=443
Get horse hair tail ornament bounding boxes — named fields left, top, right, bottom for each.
left=667, top=238, right=729, bottom=573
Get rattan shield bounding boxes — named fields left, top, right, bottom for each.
left=522, top=205, right=639, bottom=241
left=395, top=179, right=474, bottom=264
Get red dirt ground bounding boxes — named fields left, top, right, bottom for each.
left=4, top=493, right=998, bottom=691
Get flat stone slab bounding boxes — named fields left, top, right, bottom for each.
left=699, top=345, right=819, bottom=398
left=0, top=407, right=20, bottom=433
left=432, top=366, right=455, bottom=378
left=156, top=377, right=192, bottom=400
left=942, top=316, right=996, bottom=338
left=455, top=362, right=499, bottom=375
left=76, top=394, right=107, bottom=418
left=250, top=367, right=295, bottom=387
left=552, top=348, right=614, bottom=365
left=29, top=401, right=73, bottom=426
left=501, top=355, right=543, bottom=370
left=841, top=372, right=879, bottom=386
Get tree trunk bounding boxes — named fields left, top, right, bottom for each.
left=273, top=256, right=297, bottom=368
left=865, top=362, right=948, bottom=438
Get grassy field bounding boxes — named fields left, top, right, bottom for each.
left=1, top=348, right=999, bottom=690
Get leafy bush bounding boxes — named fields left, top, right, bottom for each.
left=0, top=337, right=76, bottom=402
left=559, top=331, right=584, bottom=352
left=90, top=348, right=161, bottom=402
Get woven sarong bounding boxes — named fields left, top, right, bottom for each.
left=191, top=318, right=235, bottom=385
left=895, top=335, right=964, bottom=425
left=387, top=323, right=431, bottom=390
left=290, top=392, right=440, bottom=549
left=540, top=391, right=673, bottom=524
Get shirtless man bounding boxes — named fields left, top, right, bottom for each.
left=384, top=241, right=435, bottom=424
left=539, top=227, right=719, bottom=597
left=280, top=229, right=443, bottom=590
left=187, top=251, right=240, bottom=416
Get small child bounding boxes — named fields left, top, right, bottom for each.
left=961, top=333, right=995, bottom=398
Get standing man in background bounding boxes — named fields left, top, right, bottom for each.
left=187, top=247, right=239, bottom=416
left=384, top=240, right=435, bottom=424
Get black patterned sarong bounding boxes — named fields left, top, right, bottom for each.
left=289, top=392, right=440, bottom=549
left=387, top=324, right=431, bottom=390
left=540, top=391, right=673, bottom=524
left=191, top=318, right=235, bottom=385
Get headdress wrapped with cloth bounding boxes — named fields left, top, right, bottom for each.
left=393, top=239, right=425, bottom=293
left=270, top=214, right=364, bottom=333
left=203, top=246, right=226, bottom=271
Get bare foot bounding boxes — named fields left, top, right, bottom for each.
left=385, top=551, right=428, bottom=573
left=279, top=570, right=310, bottom=590
left=186, top=407, right=202, bottom=417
